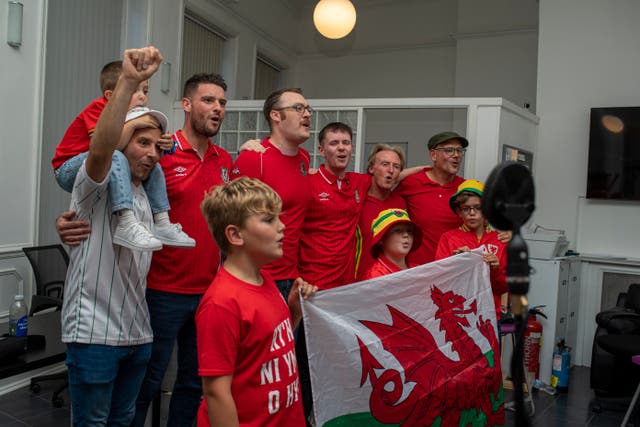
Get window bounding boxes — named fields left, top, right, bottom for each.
left=181, top=12, right=225, bottom=93
left=254, top=56, right=281, bottom=100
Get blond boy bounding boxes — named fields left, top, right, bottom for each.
left=196, top=177, right=316, bottom=427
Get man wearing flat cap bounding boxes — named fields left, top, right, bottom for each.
left=394, top=131, right=468, bottom=265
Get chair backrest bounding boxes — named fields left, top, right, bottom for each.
left=22, top=244, right=69, bottom=300
left=625, top=284, right=640, bottom=313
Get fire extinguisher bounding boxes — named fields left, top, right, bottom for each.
left=523, top=305, right=547, bottom=384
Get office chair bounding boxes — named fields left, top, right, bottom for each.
left=22, top=244, right=69, bottom=408
left=590, top=284, right=640, bottom=415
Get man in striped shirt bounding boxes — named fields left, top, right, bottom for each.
left=61, top=46, right=164, bottom=427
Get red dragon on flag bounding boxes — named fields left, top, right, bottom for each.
left=356, top=285, right=505, bottom=426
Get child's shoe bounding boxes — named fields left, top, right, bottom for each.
left=154, top=223, right=196, bottom=247
left=113, top=221, right=162, bottom=251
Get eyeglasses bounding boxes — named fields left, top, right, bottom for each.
left=273, top=103, right=314, bottom=115
left=433, top=147, right=467, bottom=156
left=459, top=205, right=481, bottom=214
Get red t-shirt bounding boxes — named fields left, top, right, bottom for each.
left=364, top=255, right=404, bottom=280
left=52, top=97, right=107, bottom=170
left=355, top=193, right=407, bottom=281
left=435, top=225, right=507, bottom=317
left=196, top=268, right=305, bottom=427
left=231, top=138, right=311, bottom=281
left=299, top=165, right=371, bottom=290
left=147, top=130, right=233, bottom=295
left=394, top=167, right=464, bottom=265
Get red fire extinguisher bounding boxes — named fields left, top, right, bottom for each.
left=523, top=306, right=547, bottom=384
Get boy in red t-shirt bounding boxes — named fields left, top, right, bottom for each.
left=197, top=177, right=316, bottom=427
left=435, top=179, right=507, bottom=321
left=52, top=60, right=194, bottom=251
left=364, top=208, right=421, bottom=280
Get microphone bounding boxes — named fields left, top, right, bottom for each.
left=482, top=162, right=535, bottom=311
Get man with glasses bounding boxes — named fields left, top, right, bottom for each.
left=231, top=88, right=313, bottom=301
left=394, top=131, right=468, bottom=265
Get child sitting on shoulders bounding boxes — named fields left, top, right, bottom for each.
left=435, top=179, right=507, bottom=322
left=364, top=208, right=421, bottom=280
left=52, top=60, right=194, bottom=251
left=197, top=177, right=317, bottom=427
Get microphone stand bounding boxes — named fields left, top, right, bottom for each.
left=482, top=161, right=535, bottom=426
left=505, top=229, right=531, bottom=427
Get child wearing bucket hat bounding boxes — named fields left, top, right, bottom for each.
left=435, top=179, right=507, bottom=322
left=364, top=208, right=422, bottom=280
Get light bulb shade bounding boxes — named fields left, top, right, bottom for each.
left=160, top=61, right=171, bottom=94
left=7, top=1, right=23, bottom=48
left=313, top=0, right=357, bottom=40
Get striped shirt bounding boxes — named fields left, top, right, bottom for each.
left=61, top=162, right=154, bottom=346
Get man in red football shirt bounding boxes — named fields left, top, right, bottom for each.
left=394, top=131, right=468, bottom=266
left=355, top=144, right=408, bottom=281
left=299, top=122, right=371, bottom=291
left=231, top=88, right=312, bottom=301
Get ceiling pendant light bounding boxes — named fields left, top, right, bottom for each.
left=313, top=0, right=357, bottom=40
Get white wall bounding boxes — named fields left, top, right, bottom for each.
left=364, top=109, right=456, bottom=167
left=184, top=0, right=298, bottom=100
left=454, top=32, right=538, bottom=112
left=454, top=0, right=538, bottom=112
left=536, top=0, right=640, bottom=257
left=0, top=0, right=45, bottom=252
left=294, top=46, right=456, bottom=99
left=0, top=0, right=45, bottom=317
left=38, top=0, right=123, bottom=246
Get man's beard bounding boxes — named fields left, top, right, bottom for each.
left=192, top=115, right=220, bottom=138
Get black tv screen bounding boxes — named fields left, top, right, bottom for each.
left=587, top=106, right=640, bottom=200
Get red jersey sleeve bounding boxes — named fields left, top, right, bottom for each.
left=52, top=98, right=106, bottom=170
left=231, top=149, right=263, bottom=180
left=489, top=242, right=508, bottom=297
left=196, top=299, right=240, bottom=377
left=435, top=232, right=454, bottom=260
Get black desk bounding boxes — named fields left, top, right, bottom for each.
left=0, top=311, right=65, bottom=379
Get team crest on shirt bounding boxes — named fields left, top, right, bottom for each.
left=318, top=192, right=330, bottom=201
left=484, top=244, right=499, bottom=255
left=221, top=167, right=230, bottom=183
left=300, top=162, right=308, bottom=176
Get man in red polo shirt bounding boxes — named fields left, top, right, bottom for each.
left=230, top=88, right=312, bottom=301
left=355, top=144, right=408, bottom=281
left=299, top=122, right=371, bottom=290
left=129, top=73, right=233, bottom=427
left=57, top=73, right=232, bottom=427
left=393, top=131, right=468, bottom=265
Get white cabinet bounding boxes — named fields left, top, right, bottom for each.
left=527, top=258, right=581, bottom=383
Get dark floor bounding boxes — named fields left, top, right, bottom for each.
left=0, top=366, right=636, bottom=426
left=0, top=380, right=171, bottom=427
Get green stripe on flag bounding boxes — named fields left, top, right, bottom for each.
left=323, top=412, right=400, bottom=427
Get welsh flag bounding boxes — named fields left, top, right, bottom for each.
left=301, top=250, right=504, bottom=427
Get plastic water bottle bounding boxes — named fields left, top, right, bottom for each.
left=9, top=295, right=28, bottom=337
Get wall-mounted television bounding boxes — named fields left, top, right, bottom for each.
left=587, top=106, right=640, bottom=200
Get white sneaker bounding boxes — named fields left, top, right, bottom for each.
left=154, top=223, right=196, bottom=247
left=113, top=221, right=162, bottom=251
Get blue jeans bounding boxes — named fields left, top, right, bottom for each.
left=55, top=151, right=169, bottom=214
left=66, top=343, right=152, bottom=427
left=132, top=289, right=203, bottom=427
